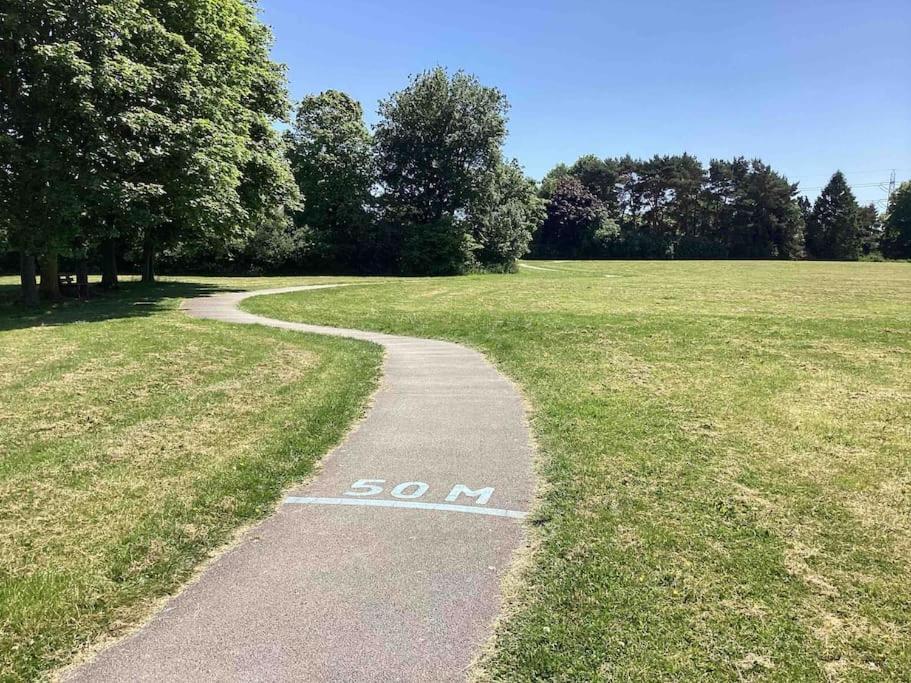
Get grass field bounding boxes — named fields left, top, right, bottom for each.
left=0, top=277, right=382, bottom=680
left=244, top=261, right=911, bottom=681
left=2, top=262, right=909, bottom=681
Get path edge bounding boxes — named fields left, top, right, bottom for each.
left=54, top=285, right=388, bottom=681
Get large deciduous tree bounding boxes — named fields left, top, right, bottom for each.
left=0, top=0, right=104, bottom=302
left=881, top=181, right=911, bottom=259
left=1, top=0, right=296, bottom=300
left=286, top=90, right=374, bottom=271
left=374, top=67, right=511, bottom=274
left=134, top=0, right=297, bottom=282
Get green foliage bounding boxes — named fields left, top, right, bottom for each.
left=138, top=0, right=298, bottom=264
left=375, top=67, right=527, bottom=273
left=537, top=154, right=805, bottom=259
left=0, top=0, right=100, bottom=261
left=533, top=176, right=614, bottom=258
left=806, top=172, right=861, bottom=260
left=538, top=163, right=570, bottom=199
left=856, top=202, right=882, bottom=255
left=715, top=159, right=804, bottom=259
left=399, top=216, right=472, bottom=275
left=881, top=181, right=911, bottom=259
left=0, top=0, right=296, bottom=293
left=469, top=160, right=545, bottom=269
left=375, top=67, right=507, bottom=224
left=286, top=90, right=374, bottom=271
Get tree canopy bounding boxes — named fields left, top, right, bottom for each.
left=806, top=172, right=861, bottom=260
left=534, top=155, right=805, bottom=260
left=372, top=67, right=543, bottom=273
left=286, top=90, right=374, bottom=271
left=881, top=182, right=911, bottom=260
left=1, top=0, right=296, bottom=300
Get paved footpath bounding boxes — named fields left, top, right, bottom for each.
left=66, top=286, right=535, bottom=682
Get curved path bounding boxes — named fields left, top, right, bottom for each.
left=66, top=285, right=535, bottom=682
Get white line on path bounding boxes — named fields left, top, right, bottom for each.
left=284, top=496, right=527, bottom=519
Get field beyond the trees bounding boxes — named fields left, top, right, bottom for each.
left=245, top=261, right=911, bottom=680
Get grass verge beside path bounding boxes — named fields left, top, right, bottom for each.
left=245, top=261, right=911, bottom=681
left=0, top=278, right=382, bottom=680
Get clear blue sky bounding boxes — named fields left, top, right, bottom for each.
left=259, top=0, right=910, bottom=207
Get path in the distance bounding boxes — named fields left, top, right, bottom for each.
left=66, top=285, right=535, bottom=682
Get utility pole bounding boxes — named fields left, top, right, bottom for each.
left=877, top=169, right=897, bottom=207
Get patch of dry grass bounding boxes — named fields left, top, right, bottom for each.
left=0, top=281, right=381, bottom=680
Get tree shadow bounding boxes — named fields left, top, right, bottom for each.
left=0, top=280, right=239, bottom=333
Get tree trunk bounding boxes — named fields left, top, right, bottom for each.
left=100, top=237, right=119, bottom=289
left=38, top=252, right=61, bottom=300
left=141, top=239, right=155, bottom=283
left=76, top=256, right=89, bottom=299
left=19, top=252, right=38, bottom=306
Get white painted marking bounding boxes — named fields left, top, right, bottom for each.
left=344, top=479, right=386, bottom=496
left=284, top=496, right=526, bottom=519
left=518, top=262, right=619, bottom=277
left=391, top=481, right=429, bottom=499
left=518, top=262, right=561, bottom=272
left=446, top=484, right=494, bottom=505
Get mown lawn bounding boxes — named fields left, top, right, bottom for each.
left=245, top=261, right=911, bottom=681
left=0, top=277, right=382, bottom=680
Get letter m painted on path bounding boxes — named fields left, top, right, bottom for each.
left=445, top=484, right=494, bottom=506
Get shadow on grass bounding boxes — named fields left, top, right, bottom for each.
left=0, top=280, right=237, bottom=332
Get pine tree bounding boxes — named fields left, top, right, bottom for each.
left=881, top=181, right=911, bottom=259
left=808, top=171, right=861, bottom=260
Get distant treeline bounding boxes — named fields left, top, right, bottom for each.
left=3, top=2, right=911, bottom=306
left=533, top=155, right=904, bottom=261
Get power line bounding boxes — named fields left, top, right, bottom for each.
left=794, top=167, right=910, bottom=180
left=796, top=169, right=902, bottom=209
left=798, top=181, right=891, bottom=191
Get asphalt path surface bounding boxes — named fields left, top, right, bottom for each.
left=65, top=285, right=535, bottom=682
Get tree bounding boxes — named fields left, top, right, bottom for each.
left=807, top=171, right=861, bottom=260
left=533, top=176, right=611, bottom=258
left=0, top=0, right=297, bottom=301
left=0, top=0, right=106, bottom=301
left=665, top=154, right=706, bottom=239
left=469, top=160, right=545, bottom=270
left=374, top=67, right=509, bottom=274
left=736, top=161, right=804, bottom=259
left=286, top=90, right=374, bottom=271
left=568, top=155, right=621, bottom=216
left=881, top=181, right=911, bottom=259
left=797, top=195, right=813, bottom=229
left=78, top=0, right=204, bottom=288
left=547, top=153, right=805, bottom=260
left=855, top=203, right=882, bottom=255
left=133, top=0, right=297, bottom=282
left=539, top=163, right=571, bottom=199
